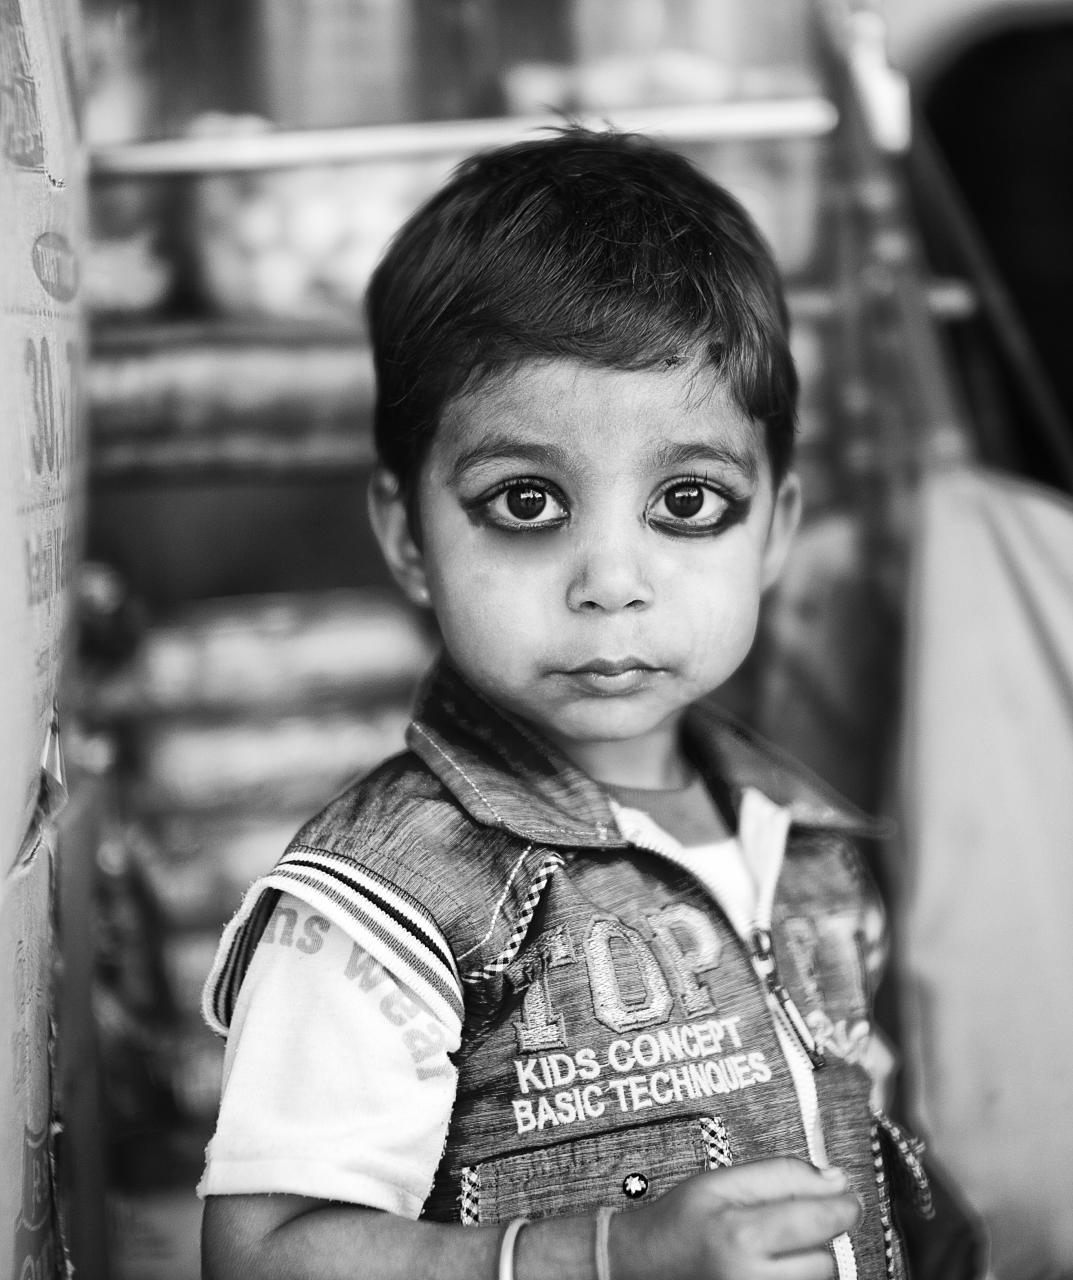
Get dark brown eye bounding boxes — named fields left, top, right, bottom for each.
left=505, top=485, right=547, bottom=520
left=663, top=484, right=704, bottom=518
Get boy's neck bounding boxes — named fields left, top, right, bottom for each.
left=546, top=722, right=692, bottom=791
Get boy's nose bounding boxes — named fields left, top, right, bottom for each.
left=565, top=533, right=654, bottom=613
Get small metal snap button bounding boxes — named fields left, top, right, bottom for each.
left=622, top=1172, right=649, bottom=1199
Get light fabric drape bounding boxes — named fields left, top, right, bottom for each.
left=897, top=465, right=1073, bottom=1280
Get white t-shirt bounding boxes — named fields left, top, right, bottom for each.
left=197, top=892, right=461, bottom=1216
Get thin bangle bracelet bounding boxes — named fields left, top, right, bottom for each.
left=498, top=1217, right=529, bottom=1280
left=594, top=1205, right=619, bottom=1280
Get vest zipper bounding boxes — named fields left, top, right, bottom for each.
left=750, top=928, right=857, bottom=1280
left=750, top=927, right=826, bottom=1069
left=750, top=928, right=858, bottom=1280
left=609, top=798, right=858, bottom=1280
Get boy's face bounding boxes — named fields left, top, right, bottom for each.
left=372, top=359, right=800, bottom=788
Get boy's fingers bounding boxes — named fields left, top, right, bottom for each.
left=703, top=1157, right=850, bottom=1207
left=757, top=1193, right=862, bottom=1255
left=695, top=1195, right=858, bottom=1276
left=765, top=1251, right=841, bottom=1280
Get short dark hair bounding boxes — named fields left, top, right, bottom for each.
left=367, top=127, right=797, bottom=493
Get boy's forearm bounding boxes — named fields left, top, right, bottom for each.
left=202, top=1194, right=603, bottom=1280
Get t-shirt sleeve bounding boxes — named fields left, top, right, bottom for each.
left=197, top=892, right=461, bottom=1217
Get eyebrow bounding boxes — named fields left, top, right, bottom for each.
left=443, top=431, right=761, bottom=486
left=444, top=435, right=573, bottom=486
left=650, top=439, right=761, bottom=481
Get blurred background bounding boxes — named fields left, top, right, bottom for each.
left=2, top=1, right=1071, bottom=1278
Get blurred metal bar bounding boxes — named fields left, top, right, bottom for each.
left=90, top=99, right=839, bottom=178
left=790, top=278, right=975, bottom=323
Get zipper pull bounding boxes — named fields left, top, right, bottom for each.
left=751, top=928, right=826, bottom=1070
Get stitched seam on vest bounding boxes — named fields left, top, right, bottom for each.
left=412, top=721, right=608, bottom=840
left=456, top=844, right=533, bottom=961
left=463, top=852, right=564, bottom=981
left=411, top=723, right=505, bottom=825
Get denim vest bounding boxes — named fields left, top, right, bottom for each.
left=206, top=658, right=929, bottom=1279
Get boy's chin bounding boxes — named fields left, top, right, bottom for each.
left=536, top=702, right=687, bottom=754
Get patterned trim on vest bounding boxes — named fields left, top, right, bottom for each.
left=462, top=851, right=564, bottom=983
left=459, top=1166, right=480, bottom=1226
left=870, top=1119, right=898, bottom=1280
left=873, top=1111, right=933, bottom=1218
left=699, top=1115, right=734, bottom=1169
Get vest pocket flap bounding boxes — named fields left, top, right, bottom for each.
left=461, top=1114, right=732, bottom=1224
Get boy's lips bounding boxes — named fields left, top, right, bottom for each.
left=567, top=657, right=657, bottom=677
left=556, top=658, right=664, bottom=696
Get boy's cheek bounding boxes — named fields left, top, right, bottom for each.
left=433, top=576, right=521, bottom=636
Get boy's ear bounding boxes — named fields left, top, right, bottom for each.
left=367, top=468, right=431, bottom=608
left=760, top=470, right=802, bottom=590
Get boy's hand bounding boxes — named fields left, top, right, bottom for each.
left=610, top=1157, right=861, bottom=1280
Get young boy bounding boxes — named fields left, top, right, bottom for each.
left=198, top=128, right=930, bottom=1280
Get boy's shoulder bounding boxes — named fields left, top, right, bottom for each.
left=204, top=750, right=490, bottom=1037
left=283, top=746, right=534, bottom=919
left=291, top=747, right=476, bottom=863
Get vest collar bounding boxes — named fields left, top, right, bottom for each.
left=406, top=655, right=887, bottom=848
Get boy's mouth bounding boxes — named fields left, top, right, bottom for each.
left=568, top=658, right=655, bottom=677
left=559, top=658, right=663, bottom=696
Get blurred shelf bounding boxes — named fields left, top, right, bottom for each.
left=90, top=99, right=840, bottom=178
left=72, top=588, right=433, bottom=720
left=91, top=317, right=366, bottom=351
left=87, top=278, right=975, bottom=482
left=88, top=322, right=375, bottom=480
